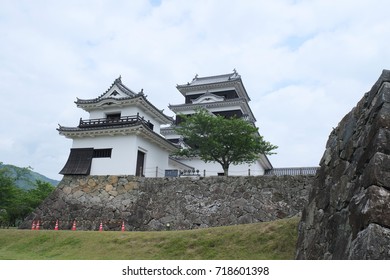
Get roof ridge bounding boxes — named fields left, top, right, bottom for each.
left=98, top=75, right=123, bottom=99
left=193, top=70, right=240, bottom=81
left=76, top=76, right=137, bottom=103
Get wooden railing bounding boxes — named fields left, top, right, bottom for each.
left=78, top=114, right=154, bottom=130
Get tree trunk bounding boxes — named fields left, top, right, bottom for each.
left=223, top=164, right=229, bottom=176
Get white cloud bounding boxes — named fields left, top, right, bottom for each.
left=1, top=0, right=389, bottom=179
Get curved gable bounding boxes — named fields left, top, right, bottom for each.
left=192, top=92, right=225, bottom=104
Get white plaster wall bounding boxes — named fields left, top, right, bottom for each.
left=72, top=135, right=138, bottom=175
left=229, top=161, right=265, bottom=176
left=169, top=158, right=265, bottom=176
left=128, top=106, right=162, bottom=134
left=71, top=134, right=171, bottom=177
left=135, top=136, right=171, bottom=177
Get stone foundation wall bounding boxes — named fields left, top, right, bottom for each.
left=296, top=70, right=390, bottom=259
left=20, top=175, right=313, bottom=231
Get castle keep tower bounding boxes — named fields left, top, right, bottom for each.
left=161, top=70, right=272, bottom=176
left=58, top=77, right=177, bottom=177
left=172, top=69, right=256, bottom=125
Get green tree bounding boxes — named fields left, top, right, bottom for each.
left=174, top=109, right=277, bottom=176
left=6, top=187, right=29, bottom=227
left=25, top=180, right=55, bottom=210
left=0, top=164, right=55, bottom=227
left=0, top=166, right=19, bottom=227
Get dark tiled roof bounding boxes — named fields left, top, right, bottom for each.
left=74, top=77, right=173, bottom=123
left=178, top=71, right=241, bottom=87
left=76, top=76, right=137, bottom=104
left=58, top=117, right=149, bottom=132
left=264, top=167, right=319, bottom=176
left=60, top=148, right=94, bottom=175
left=176, top=70, right=251, bottom=102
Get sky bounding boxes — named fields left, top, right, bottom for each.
left=1, top=0, right=390, bottom=180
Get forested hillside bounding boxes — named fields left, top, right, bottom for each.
left=0, top=163, right=57, bottom=227
left=0, top=163, right=59, bottom=189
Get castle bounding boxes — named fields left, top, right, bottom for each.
left=58, top=76, right=178, bottom=177
left=18, top=70, right=326, bottom=232
left=58, top=71, right=304, bottom=177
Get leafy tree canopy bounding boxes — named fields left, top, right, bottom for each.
left=174, top=109, right=278, bottom=176
left=0, top=164, right=55, bottom=227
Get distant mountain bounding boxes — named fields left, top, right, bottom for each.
left=0, top=163, right=60, bottom=190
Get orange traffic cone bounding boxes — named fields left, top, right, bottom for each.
left=99, top=221, right=103, bottom=232
left=36, top=220, right=40, bottom=230
left=31, top=220, right=36, bottom=230
left=121, top=221, right=125, bottom=232
left=72, top=220, right=76, bottom=231
left=54, top=220, right=59, bottom=230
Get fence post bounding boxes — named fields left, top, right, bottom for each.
left=156, top=166, right=158, bottom=178
left=203, top=169, right=206, bottom=177
left=248, top=169, right=251, bottom=176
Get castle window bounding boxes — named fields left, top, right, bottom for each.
left=93, top=149, right=112, bottom=158
left=213, top=110, right=243, bottom=119
left=106, top=113, right=121, bottom=121
left=168, top=138, right=180, bottom=144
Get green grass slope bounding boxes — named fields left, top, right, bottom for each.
left=0, top=217, right=298, bottom=260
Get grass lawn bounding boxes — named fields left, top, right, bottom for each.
left=0, top=216, right=299, bottom=260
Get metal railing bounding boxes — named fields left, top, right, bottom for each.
left=264, top=167, right=319, bottom=176
left=133, top=166, right=320, bottom=178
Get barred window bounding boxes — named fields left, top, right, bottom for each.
left=93, top=149, right=112, bottom=158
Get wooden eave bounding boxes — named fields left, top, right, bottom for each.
left=176, top=78, right=251, bottom=102
left=168, top=157, right=195, bottom=170
left=258, top=154, right=273, bottom=171
left=57, top=123, right=178, bottom=153
left=160, top=126, right=178, bottom=136
left=76, top=95, right=173, bottom=124
left=168, top=98, right=257, bottom=122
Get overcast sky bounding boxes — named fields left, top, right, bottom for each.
left=1, top=0, right=389, bottom=180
